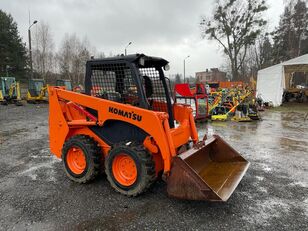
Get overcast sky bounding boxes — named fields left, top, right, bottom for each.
left=1, top=0, right=285, bottom=77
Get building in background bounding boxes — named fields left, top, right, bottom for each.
left=196, top=68, right=227, bottom=83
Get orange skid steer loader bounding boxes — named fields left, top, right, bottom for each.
left=48, top=54, right=249, bottom=201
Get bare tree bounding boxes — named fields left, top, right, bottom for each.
left=240, top=34, right=273, bottom=79
left=32, top=21, right=54, bottom=81
left=200, top=0, right=268, bottom=80
left=96, top=51, right=106, bottom=59
left=57, top=34, right=91, bottom=85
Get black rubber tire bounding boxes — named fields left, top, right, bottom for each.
left=105, top=142, right=156, bottom=197
left=15, top=101, right=23, bottom=106
left=62, top=135, right=102, bottom=183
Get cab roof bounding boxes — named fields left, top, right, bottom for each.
left=87, top=53, right=169, bottom=67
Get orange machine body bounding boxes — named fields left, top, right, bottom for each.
left=48, top=87, right=199, bottom=174
left=48, top=54, right=249, bottom=201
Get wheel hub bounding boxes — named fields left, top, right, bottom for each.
left=67, top=147, right=86, bottom=174
left=112, top=153, right=137, bottom=186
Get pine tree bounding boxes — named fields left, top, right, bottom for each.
left=175, top=73, right=182, bottom=84
left=272, top=7, right=293, bottom=63
left=0, top=10, right=28, bottom=80
left=259, top=36, right=273, bottom=68
left=272, top=0, right=308, bottom=63
left=293, top=0, right=308, bottom=56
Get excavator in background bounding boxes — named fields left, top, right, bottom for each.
left=0, top=77, right=23, bottom=106
left=48, top=54, right=249, bottom=201
left=26, top=79, right=48, bottom=103
left=56, top=79, right=73, bottom=91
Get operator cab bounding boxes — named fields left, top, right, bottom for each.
left=28, top=79, right=45, bottom=97
left=0, top=77, right=16, bottom=96
left=85, top=54, right=174, bottom=127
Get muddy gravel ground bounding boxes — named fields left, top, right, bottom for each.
left=0, top=104, right=307, bottom=231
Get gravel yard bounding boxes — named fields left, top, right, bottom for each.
left=0, top=103, right=307, bottom=230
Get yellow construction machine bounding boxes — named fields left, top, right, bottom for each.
left=26, top=79, right=48, bottom=103
left=0, top=77, right=23, bottom=106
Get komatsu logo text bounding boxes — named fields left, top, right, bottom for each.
left=108, top=107, right=142, bottom=122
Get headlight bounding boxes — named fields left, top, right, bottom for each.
left=139, top=57, right=145, bottom=66
left=164, top=64, right=170, bottom=71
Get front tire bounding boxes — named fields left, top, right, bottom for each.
left=105, top=142, right=156, bottom=197
left=62, top=135, right=102, bottom=183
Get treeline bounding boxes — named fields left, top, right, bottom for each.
left=0, top=10, right=106, bottom=85
left=201, top=0, right=308, bottom=81
left=31, top=22, right=107, bottom=85
left=247, top=0, right=308, bottom=76
left=1, top=1, right=307, bottom=84
left=272, top=0, right=308, bottom=62
left=0, top=10, right=28, bottom=81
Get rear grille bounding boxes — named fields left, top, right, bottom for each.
left=90, top=63, right=139, bottom=105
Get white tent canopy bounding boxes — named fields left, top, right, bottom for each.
left=256, top=54, right=308, bottom=106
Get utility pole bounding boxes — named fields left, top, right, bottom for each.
left=125, top=42, right=132, bottom=56
left=183, top=55, right=190, bottom=83
left=28, top=19, right=38, bottom=79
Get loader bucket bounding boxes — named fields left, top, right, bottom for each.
left=167, top=135, right=249, bottom=201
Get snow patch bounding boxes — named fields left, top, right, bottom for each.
left=289, top=181, right=308, bottom=188
left=259, top=186, right=268, bottom=193
left=302, top=198, right=308, bottom=217
left=243, top=198, right=290, bottom=226
left=260, top=163, right=272, bottom=172
left=256, top=176, right=264, bottom=181
left=19, top=152, right=60, bottom=182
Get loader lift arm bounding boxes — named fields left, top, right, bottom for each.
left=49, top=86, right=198, bottom=173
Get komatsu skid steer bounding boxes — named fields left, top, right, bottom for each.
left=48, top=54, right=249, bottom=201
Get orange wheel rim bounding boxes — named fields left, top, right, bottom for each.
left=67, top=147, right=86, bottom=174
left=112, top=153, right=137, bottom=186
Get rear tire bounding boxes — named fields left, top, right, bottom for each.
left=105, top=142, right=156, bottom=197
left=15, top=101, right=23, bottom=106
left=62, top=135, right=102, bottom=183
